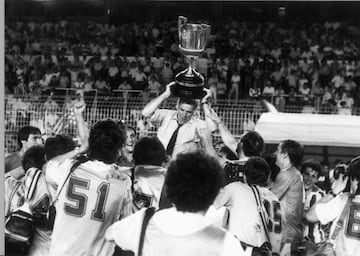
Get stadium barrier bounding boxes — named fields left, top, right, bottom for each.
left=4, top=92, right=360, bottom=154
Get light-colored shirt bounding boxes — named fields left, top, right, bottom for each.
left=106, top=207, right=249, bottom=256
left=315, top=193, right=360, bottom=256
left=133, top=165, right=166, bottom=210
left=149, top=109, right=208, bottom=158
left=213, top=182, right=268, bottom=247
left=47, top=159, right=133, bottom=256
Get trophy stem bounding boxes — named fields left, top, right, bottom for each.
left=186, top=58, right=195, bottom=77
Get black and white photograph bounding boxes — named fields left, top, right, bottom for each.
left=3, top=1, right=360, bottom=255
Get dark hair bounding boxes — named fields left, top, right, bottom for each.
left=134, top=137, right=166, bottom=166
left=88, top=119, right=125, bottom=164
left=178, top=98, right=197, bottom=109
left=348, top=156, right=360, bottom=195
left=244, top=157, right=271, bottom=187
left=44, top=134, right=76, bottom=160
left=17, top=126, right=41, bottom=149
left=280, top=140, right=304, bottom=168
left=348, top=156, right=360, bottom=181
left=22, top=145, right=46, bottom=172
left=238, top=131, right=264, bottom=157
left=126, top=125, right=137, bottom=135
left=165, top=152, right=224, bottom=212
left=300, top=159, right=322, bottom=176
left=218, top=146, right=238, bottom=160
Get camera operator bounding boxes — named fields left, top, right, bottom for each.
left=306, top=156, right=360, bottom=255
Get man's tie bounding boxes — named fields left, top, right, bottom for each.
left=166, top=122, right=182, bottom=156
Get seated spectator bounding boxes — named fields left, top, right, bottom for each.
left=217, top=77, right=228, bottom=100
left=147, top=74, right=162, bottom=96
left=262, top=80, right=275, bottom=98
left=106, top=152, right=248, bottom=256
left=94, top=76, right=110, bottom=93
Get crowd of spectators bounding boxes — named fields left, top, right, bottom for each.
left=5, top=18, right=360, bottom=114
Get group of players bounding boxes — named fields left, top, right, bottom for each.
left=4, top=82, right=360, bottom=256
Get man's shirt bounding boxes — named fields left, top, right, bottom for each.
left=268, top=167, right=304, bottom=243
left=148, top=109, right=209, bottom=158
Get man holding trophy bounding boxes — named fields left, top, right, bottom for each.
left=142, top=16, right=214, bottom=160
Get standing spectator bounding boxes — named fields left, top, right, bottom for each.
left=160, top=61, right=173, bottom=85
left=306, top=156, right=360, bottom=256
left=268, top=140, right=305, bottom=255
left=228, top=70, right=241, bottom=101
left=106, top=152, right=247, bottom=256
left=47, top=120, right=133, bottom=256
left=5, top=126, right=43, bottom=174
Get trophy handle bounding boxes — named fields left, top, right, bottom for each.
left=178, top=16, right=188, bottom=40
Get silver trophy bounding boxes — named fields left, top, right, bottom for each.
left=172, top=16, right=211, bottom=99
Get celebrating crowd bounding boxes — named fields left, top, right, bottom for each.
left=5, top=17, right=360, bottom=114
left=4, top=82, right=360, bottom=256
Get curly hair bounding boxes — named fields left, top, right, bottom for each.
left=88, top=119, right=126, bottom=164
left=244, top=156, right=271, bottom=187
left=300, top=159, right=322, bottom=177
left=134, top=136, right=166, bottom=166
left=165, top=152, right=224, bottom=212
left=22, top=145, right=46, bottom=172
left=44, top=134, right=76, bottom=161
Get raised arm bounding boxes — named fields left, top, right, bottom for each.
left=51, top=102, right=89, bottom=162
left=142, top=82, right=174, bottom=118
left=202, top=101, right=238, bottom=155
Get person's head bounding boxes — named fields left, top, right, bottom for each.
left=22, top=145, right=46, bottom=172
left=44, top=134, right=76, bottom=161
left=124, top=126, right=137, bottom=153
left=133, top=136, right=166, bottom=166
left=300, top=159, right=322, bottom=191
left=237, top=131, right=264, bottom=158
left=275, top=140, right=304, bottom=169
left=176, top=98, right=197, bottom=125
left=88, top=119, right=126, bottom=164
left=347, top=156, right=360, bottom=195
left=165, top=152, right=224, bottom=213
left=244, top=156, right=271, bottom=187
left=17, top=126, right=42, bottom=152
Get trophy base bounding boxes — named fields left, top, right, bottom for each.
left=173, top=68, right=206, bottom=99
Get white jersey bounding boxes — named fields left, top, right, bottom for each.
left=213, top=182, right=267, bottom=247
left=303, top=186, right=325, bottom=243
left=257, top=186, right=283, bottom=254
left=315, top=193, right=360, bottom=256
left=46, top=159, right=133, bottom=256
left=133, top=165, right=166, bottom=210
